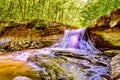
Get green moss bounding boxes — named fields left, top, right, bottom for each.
left=33, top=22, right=49, bottom=31
left=26, top=19, right=49, bottom=31
left=93, top=28, right=120, bottom=47
left=31, top=56, right=76, bottom=80
left=103, top=33, right=120, bottom=47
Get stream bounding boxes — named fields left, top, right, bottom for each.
left=0, top=28, right=113, bottom=80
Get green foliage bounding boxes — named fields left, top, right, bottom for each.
left=80, top=0, right=120, bottom=27
left=0, top=0, right=120, bottom=27
left=33, top=21, right=49, bottom=31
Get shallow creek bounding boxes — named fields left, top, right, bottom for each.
left=0, top=28, right=113, bottom=80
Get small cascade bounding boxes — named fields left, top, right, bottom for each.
left=51, top=28, right=101, bottom=55
left=8, top=28, right=113, bottom=80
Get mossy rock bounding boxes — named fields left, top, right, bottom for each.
left=28, top=54, right=89, bottom=80
left=89, top=27, right=120, bottom=50
left=88, top=9, right=120, bottom=51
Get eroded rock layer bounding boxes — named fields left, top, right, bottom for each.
left=111, top=54, right=120, bottom=80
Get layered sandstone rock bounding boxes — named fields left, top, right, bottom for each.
left=88, top=9, right=120, bottom=51
left=111, top=54, right=120, bottom=80
left=0, top=20, right=77, bottom=52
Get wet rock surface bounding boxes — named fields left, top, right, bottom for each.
left=0, top=27, right=113, bottom=80
left=0, top=34, right=62, bottom=52
left=102, top=50, right=120, bottom=57
left=111, top=54, right=120, bottom=80
left=0, top=20, right=77, bottom=52
left=0, top=48, right=112, bottom=80
left=0, top=38, right=43, bottom=52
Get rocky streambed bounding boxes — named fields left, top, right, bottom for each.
left=0, top=46, right=113, bottom=80
left=0, top=9, right=120, bottom=80
left=0, top=28, right=116, bottom=80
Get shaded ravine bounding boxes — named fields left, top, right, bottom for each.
left=0, top=28, right=113, bottom=80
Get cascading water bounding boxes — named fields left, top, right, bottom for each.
left=51, top=28, right=101, bottom=55
left=48, top=28, right=113, bottom=80
left=33, top=28, right=112, bottom=80
left=10, top=28, right=113, bottom=80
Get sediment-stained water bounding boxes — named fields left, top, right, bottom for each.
left=0, top=28, right=113, bottom=80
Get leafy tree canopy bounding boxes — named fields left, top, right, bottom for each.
left=0, top=0, right=120, bottom=27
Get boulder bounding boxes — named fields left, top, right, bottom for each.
left=111, top=54, right=120, bottom=80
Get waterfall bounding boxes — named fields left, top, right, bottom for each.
left=51, top=28, right=101, bottom=55
left=10, top=28, right=112, bottom=80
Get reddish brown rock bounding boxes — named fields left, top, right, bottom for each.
left=0, top=20, right=77, bottom=52
left=88, top=9, right=120, bottom=51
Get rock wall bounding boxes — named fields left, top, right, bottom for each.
left=0, top=21, right=77, bottom=52
left=88, top=9, right=120, bottom=51
left=88, top=9, right=120, bottom=80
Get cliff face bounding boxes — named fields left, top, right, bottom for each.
left=0, top=21, right=77, bottom=52
left=88, top=9, right=120, bottom=80
left=88, top=9, right=120, bottom=51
